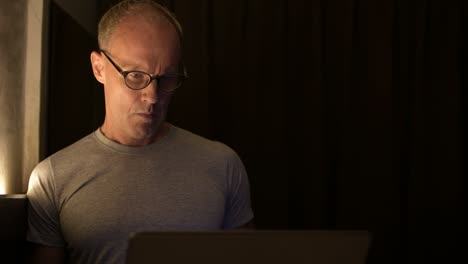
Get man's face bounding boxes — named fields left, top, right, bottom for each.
left=92, top=15, right=181, bottom=145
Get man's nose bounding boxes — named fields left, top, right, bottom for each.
left=141, top=80, right=158, bottom=104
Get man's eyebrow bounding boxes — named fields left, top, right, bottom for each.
left=110, top=54, right=181, bottom=74
left=119, top=61, right=144, bottom=71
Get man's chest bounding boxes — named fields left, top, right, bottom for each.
left=58, top=168, right=227, bottom=250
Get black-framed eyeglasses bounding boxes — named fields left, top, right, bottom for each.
left=100, top=50, right=188, bottom=91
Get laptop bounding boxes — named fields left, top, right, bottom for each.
left=126, top=230, right=371, bottom=264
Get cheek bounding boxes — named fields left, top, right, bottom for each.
left=107, top=85, right=138, bottom=113
left=124, top=93, right=142, bottom=113
left=158, top=92, right=173, bottom=107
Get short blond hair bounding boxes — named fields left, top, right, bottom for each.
left=97, top=0, right=183, bottom=49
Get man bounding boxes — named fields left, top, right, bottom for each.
left=26, top=1, right=254, bottom=263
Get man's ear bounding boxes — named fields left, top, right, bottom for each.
left=90, top=51, right=105, bottom=84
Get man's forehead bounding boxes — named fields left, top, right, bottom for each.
left=108, top=16, right=177, bottom=46
left=111, top=14, right=180, bottom=45
left=106, top=21, right=181, bottom=72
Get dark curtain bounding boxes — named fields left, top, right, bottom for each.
left=165, top=0, right=466, bottom=263
left=47, top=3, right=104, bottom=156
left=94, top=0, right=467, bottom=263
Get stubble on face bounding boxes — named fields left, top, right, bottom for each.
left=129, top=94, right=172, bottom=141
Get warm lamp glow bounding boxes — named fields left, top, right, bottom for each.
left=0, top=179, right=6, bottom=195
left=1, top=160, right=9, bottom=194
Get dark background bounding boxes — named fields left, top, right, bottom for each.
left=46, top=0, right=467, bottom=263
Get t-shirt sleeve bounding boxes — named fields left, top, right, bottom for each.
left=223, top=150, right=254, bottom=229
left=26, top=159, right=66, bottom=247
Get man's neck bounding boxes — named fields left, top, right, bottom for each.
left=100, top=122, right=170, bottom=146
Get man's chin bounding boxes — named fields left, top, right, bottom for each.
left=135, top=125, right=157, bottom=139
left=132, top=121, right=165, bottom=142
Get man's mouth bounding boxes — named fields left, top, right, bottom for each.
left=136, top=112, right=156, bottom=120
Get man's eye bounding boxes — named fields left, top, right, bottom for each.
left=128, top=72, right=145, bottom=80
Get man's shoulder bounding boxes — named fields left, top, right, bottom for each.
left=36, top=130, right=103, bottom=175
left=48, top=130, right=99, bottom=160
left=28, top=130, right=99, bottom=191
left=170, top=125, right=237, bottom=157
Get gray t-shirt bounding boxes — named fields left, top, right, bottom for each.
left=27, top=124, right=254, bottom=263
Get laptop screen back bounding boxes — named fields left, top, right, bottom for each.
left=126, top=230, right=371, bottom=264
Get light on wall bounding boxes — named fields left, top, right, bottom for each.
left=0, top=0, right=45, bottom=194
left=0, top=175, right=6, bottom=195
left=1, top=158, right=7, bottom=194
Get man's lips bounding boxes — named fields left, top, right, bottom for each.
left=135, top=113, right=156, bottom=120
